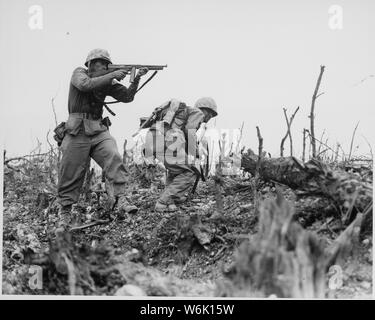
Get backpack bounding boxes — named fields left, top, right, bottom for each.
left=145, top=99, right=188, bottom=130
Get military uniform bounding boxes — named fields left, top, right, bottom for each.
left=144, top=100, right=207, bottom=207
left=57, top=63, right=141, bottom=209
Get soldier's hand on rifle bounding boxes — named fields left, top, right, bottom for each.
left=137, top=67, right=149, bottom=77
left=112, top=70, right=127, bottom=81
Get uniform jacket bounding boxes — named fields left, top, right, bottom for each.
left=149, top=100, right=206, bottom=159
left=65, top=67, right=140, bottom=136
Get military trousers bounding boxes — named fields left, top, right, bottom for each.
left=57, top=129, right=127, bottom=207
left=144, top=127, right=198, bottom=205
left=158, top=163, right=196, bottom=205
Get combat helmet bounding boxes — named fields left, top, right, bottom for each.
left=194, top=97, right=218, bottom=117
left=85, top=48, right=112, bottom=67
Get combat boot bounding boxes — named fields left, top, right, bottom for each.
left=155, top=201, right=177, bottom=212
left=54, top=205, right=72, bottom=236
left=168, top=204, right=177, bottom=211
left=174, top=196, right=187, bottom=204
left=155, top=201, right=168, bottom=212
left=116, top=195, right=138, bottom=214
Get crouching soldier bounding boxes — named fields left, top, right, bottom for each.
left=144, top=97, right=218, bottom=211
left=55, top=48, right=148, bottom=233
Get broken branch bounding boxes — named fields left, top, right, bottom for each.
left=310, top=65, right=326, bottom=158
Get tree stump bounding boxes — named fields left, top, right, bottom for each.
left=223, top=191, right=326, bottom=298
left=221, top=191, right=364, bottom=298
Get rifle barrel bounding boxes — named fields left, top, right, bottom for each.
left=108, top=64, right=167, bottom=70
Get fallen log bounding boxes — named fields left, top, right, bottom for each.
left=241, top=150, right=372, bottom=222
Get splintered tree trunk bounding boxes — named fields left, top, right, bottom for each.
left=302, top=129, right=307, bottom=162
left=220, top=192, right=364, bottom=298
left=220, top=192, right=326, bottom=298
left=310, top=65, right=325, bottom=158
left=211, top=161, right=225, bottom=219
left=280, top=107, right=299, bottom=157
left=241, top=150, right=372, bottom=219
left=210, top=138, right=226, bottom=219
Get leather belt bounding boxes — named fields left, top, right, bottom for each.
left=70, top=113, right=102, bottom=120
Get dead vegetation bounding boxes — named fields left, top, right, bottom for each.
left=2, top=66, right=373, bottom=298
left=2, top=142, right=372, bottom=297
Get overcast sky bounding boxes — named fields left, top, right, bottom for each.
left=1, top=0, right=374, bottom=160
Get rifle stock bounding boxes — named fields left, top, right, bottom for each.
left=132, top=111, right=157, bottom=137
left=132, top=103, right=170, bottom=137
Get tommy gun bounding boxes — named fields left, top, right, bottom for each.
left=89, top=64, right=167, bottom=83
left=110, top=64, right=167, bottom=83
left=87, top=64, right=167, bottom=118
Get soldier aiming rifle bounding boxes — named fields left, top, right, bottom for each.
left=53, top=48, right=166, bottom=235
